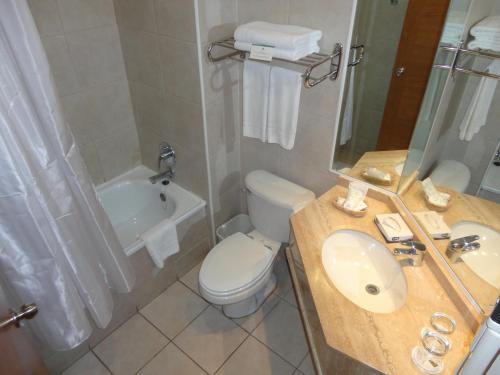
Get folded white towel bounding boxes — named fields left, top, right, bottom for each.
left=459, top=60, right=500, bottom=141
left=470, top=16, right=500, bottom=36
left=142, top=219, right=179, bottom=268
left=468, top=39, right=500, bottom=52
left=234, top=40, right=319, bottom=61
left=234, top=21, right=322, bottom=50
left=267, top=66, right=302, bottom=150
left=243, top=59, right=271, bottom=142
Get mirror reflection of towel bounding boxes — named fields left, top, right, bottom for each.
left=459, top=60, right=500, bottom=141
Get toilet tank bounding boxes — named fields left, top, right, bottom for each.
left=245, top=170, right=315, bottom=243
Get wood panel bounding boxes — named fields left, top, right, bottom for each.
left=377, top=0, right=452, bottom=150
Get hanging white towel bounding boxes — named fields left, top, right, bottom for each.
left=235, top=40, right=319, bottom=61
left=267, top=66, right=302, bottom=150
left=459, top=60, right=500, bottom=141
left=234, top=21, right=322, bottom=50
left=243, top=59, right=271, bottom=141
left=340, top=66, right=355, bottom=145
left=141, top=219, right=179, bottom=268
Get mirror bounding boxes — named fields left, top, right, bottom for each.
left=332, top=0, right=452, bottom=193
left=399, top=0, right=500, bottom=314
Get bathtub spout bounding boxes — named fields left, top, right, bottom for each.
left=149, top=168, right=175, bottom=184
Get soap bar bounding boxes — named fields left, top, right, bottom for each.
left=374, top=213, right=413, bottom=243
left=413, top=211, right=451, bottom=239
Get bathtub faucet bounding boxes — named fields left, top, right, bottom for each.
left=149, top=142, right=176, bottom=184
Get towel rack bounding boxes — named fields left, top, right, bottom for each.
left=434, top=42, right=500, bottom=80
left=207, top=38, right=343, bottom=88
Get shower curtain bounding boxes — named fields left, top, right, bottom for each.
left=0, top=0, right=135, bottom=350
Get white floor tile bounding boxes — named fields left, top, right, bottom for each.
left=298, top=353, right=315, bottom=375
left=180, top=262, right=202, bottom=296
left=283, top=288, right=298, bottom=308
left=174, top=306, right=247, bottom=374
left=137, top=343, right=206, bottom=375
left=252, top=301, right=309, bottom=367
left=216, top=336, right=294, bottom=375
left=93, top=314, right=167, bottom=375
left=61, top=352, right=110, bottom=375
left=140, top=281, right=208, bottom=339
left=232, top=291, right=281, bottom=333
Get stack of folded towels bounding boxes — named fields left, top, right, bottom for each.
left=469, top=16, right=500, bottom=52
left=234, top=21, right=322, bottom=61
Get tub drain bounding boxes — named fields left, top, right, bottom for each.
left=365, top=284, right=380, bottom=295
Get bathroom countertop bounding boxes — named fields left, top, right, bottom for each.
left=289, top=183, right=477, bottom=375
left=347, top=150, right=409, bottom=193
left=402, top=181, right=500, bottom=314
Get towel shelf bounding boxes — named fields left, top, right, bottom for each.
left=434, top=43, right=500, bottom=80
left=207, top=38, right=343, bottom=88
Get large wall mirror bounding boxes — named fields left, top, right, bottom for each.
left=333, top=0, right=500, bottom=314
left=332, top=0, right=453, bottom=193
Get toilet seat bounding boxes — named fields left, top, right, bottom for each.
left=199, top=232, right=274, bottom=297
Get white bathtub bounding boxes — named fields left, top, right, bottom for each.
left=97, top=166, right=206, bottom=256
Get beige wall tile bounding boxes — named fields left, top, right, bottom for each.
left=65, top=25, right=127, bottom=88
left=119, top=28, right=162, bottom=89
left=41, top=35, right=81, bottom=96
left=113, top=0, right=156, bottom=32
left=159, top=36, right=201, bottom=102
left=57, top=0, right=115, bottom=32
left=28, top=0, right=64, bottom=37
left=238, top=0, right=291, bottom=24
left=198, top=0, right=237, bottom=44
left=78, top=142, right=105, bottom=185
left=155, top=0, right=196, bottom=42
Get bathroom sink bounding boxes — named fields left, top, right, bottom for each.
left=321, top=230, right=407, bottom=314
left=451, top=221, right=500, bottom=288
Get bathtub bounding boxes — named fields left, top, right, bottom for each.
left=97, top=166, right=206, bottom=256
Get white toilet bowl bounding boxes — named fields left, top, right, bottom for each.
left=430, top=160, right=471, bottom=193
left=198, top=170, right=315, bottom=318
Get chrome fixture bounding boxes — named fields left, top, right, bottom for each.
left=393, top=240, right=426, bottom=267
left=149, top=142, right=176, bottom=184
left=348, top=44, right=365, bottom=67
left=493, top=148, right=500, bottom=166
left=0, top=303, right=38, bottom=329
left=435, top=42, right=500, bottom=80
left=446, top=235, right=480, bottom=263
left=207, top=38, right=343, bottom=88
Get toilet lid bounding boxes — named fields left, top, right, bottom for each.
left=199, top=232, right=273, bottom=295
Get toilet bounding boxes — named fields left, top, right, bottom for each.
left=199, top=170, right=315, bottom=318
left=429, top=160, right=471, bottom=193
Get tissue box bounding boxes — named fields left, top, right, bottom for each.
left=413, top=211, right=451, bottom=239
left=374, top=213, right=413, bottom=243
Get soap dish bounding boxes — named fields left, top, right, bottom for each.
left=423, top=186, right=456, bottom=212
left=361, top=168, right=393, bottom=186
left=333, top=196, right=368, bottom=218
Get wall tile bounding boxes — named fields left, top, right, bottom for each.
left=155, top=0, right=196, bottom=42
left=95, top=127, right=140, bottom=180
left=28, top=0, right=64, bottom=37
left=202, top=47, right=240, bottom=105
left=159, top=36, right=201, bottom=102
left=129, top=82, right=170, bottom=138
left=172, top=143, right=209, bottom=201
left=238, top=0, right=290, bottom=24
left=198, top=0, right=237, bottom=44
left=57, top=0, right=115, bottom=32
left=113, top=0, right=156, bottom=32
left=78, top=142, right=105, bottom=185
left=41, top=35, right=81, bottom=96
left=66, top=25, right=126, bottom=88
left=166, top=96, right=204, bottom=153
left=119, top=28, right=162, bottom=89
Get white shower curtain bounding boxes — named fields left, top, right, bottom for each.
left=0, top=0, right=135, bottom=350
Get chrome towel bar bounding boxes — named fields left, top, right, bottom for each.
left=207, top=38, right=343, bottom=88
left=434, top=43, right=500, bottom=80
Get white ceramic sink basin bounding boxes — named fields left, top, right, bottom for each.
left=451, top=221, right=500, bottom=288
left=322, top=230, right=407, bottom=314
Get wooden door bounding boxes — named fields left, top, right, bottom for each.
left=0, top=292, right=48, bottom=374
left=376, top=0, right=452, bottom=150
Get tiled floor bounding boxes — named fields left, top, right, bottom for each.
left=61, top=256, right=314, bottom=375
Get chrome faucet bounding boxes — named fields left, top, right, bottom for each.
left=149, top=142, right=176, bottom=184
left=393, top=240, right=426, bottom=267
left=446, top=235, right=480, bottom=263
